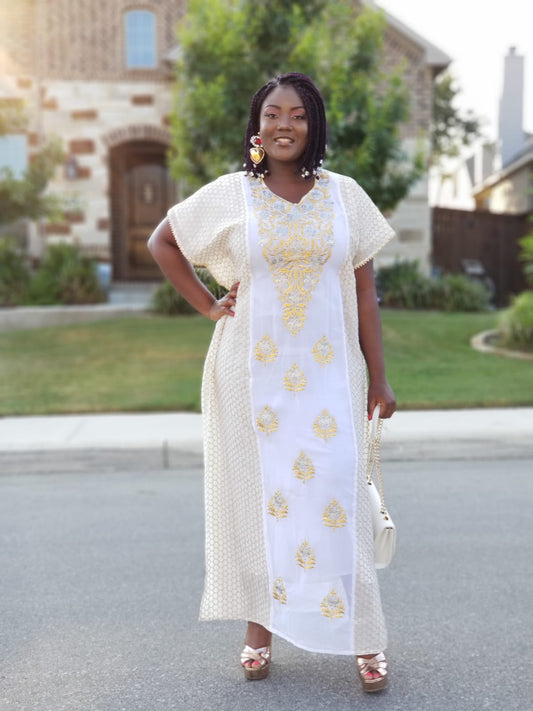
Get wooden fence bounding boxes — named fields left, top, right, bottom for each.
left=432, top=208, right=530, bottom=306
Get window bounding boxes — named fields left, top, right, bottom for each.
left=0, top=135, right=27, bottom=179
left=125, top=10, right=157, bottom=69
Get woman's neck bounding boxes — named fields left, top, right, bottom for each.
left=262, top=167, right=315, bottom=204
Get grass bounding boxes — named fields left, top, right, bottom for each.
left=0, top=311, right=532, bottom=416
left=381, top=310, right=533, bottom=409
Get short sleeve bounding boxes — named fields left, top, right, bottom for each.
left=337, top=175, right=395, bottom=269
left=166, top=173, right=245, bottom=288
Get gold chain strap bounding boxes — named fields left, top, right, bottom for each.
left=366, top=416, right=390, bottom=519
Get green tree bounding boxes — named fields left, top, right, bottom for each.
left=430, top=71, right=482, bottom=165
left=0, top=101, right=64, bottom=225
left=170, top=0, right=423, bottom=211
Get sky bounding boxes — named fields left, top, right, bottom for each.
left=376, top=0, right=533, bottom=143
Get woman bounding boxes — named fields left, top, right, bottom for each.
left=148, top=73, right=396, bottom=693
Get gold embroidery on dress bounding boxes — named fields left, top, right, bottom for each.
left=267, top=490, right=289, bottom=520
left=312, top=336, right=334, bottom=366
left=273, top=577, right=287, bottom=605
left=322, top=499, right=347, bottom=530
left=293, top=451, right=315, bottom=483
left=257, top=405, right=279, bottom=435
left=320, top=588, right=345, bottom=620
left=251, top=177, right=334, bottom=336
left=254, top=334, right=278, bottom=365
left=313, top=409, right=338, bottom=442
left=283, top=363, right=307, bottom=393
left=295, top=540, right=316, bottom=570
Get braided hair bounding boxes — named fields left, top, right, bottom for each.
left=243, top=73, right=327, bottom=179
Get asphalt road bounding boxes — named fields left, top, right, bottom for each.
left=1, top=449, right=532, bottom=711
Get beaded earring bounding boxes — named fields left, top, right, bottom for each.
left=249, top=135, right=265, bottom=165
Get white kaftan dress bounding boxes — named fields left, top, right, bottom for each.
left=167, top=170, right=394, bottom=655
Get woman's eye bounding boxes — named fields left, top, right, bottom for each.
left=292, top=115, right=306, bottom=120
left=265, top=113, right=278, bottom=119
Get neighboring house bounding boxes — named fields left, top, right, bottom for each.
left=0, top=0, right=449, bottom=282
left=451, top=47, right=533, bottom=217
left=473, top=139, right=533, bottom=214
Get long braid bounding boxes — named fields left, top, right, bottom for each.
left=243, top=73, right=327, bottom=179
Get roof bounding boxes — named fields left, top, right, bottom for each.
left=472, top=141, right=533, bottom=195
left=366, top=1, right=451, bottom=69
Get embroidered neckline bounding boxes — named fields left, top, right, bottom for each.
left=257, top=171, right=327, bottom=206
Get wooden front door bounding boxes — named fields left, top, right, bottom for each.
left=111, top=141, right=175, bottom=280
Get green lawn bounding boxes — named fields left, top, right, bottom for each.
left=0, top=311, right=532, bottom=416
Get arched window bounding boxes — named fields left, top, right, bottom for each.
left=124, top=10, right=157, bottom=69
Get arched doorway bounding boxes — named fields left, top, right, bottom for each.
left=109, top=138, right=175, bottom=280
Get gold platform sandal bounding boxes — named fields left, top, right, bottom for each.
left=356, top=652, right=388, bottom=692
left=240, top=645, right=271, bottom=680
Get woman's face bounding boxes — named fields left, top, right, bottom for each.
left=258, top=85, right=308, bottom=167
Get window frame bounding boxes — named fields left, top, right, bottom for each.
left=124, top=9, right=157, bottom=70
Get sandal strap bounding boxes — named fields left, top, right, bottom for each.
left=357, top=652, right=388, bottom=677
left=240, top=645, right=271, bottom=667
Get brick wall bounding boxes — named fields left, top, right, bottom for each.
left=0, top=0, right=36, bottom=75
left=1, top=0, right=185, bottom=81
left=382, top=25, right=434, bottom=139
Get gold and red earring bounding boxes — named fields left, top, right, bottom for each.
left=249, top=135, right=265, bottom=165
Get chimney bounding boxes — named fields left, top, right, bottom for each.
left=498, top=47, right=525, bottom=166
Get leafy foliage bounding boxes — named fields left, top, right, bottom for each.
left=0, top=237, right=32, bottom=306
left=499, top=290, right=533, bottom=349
left=431, top=71, right=482, bottom=164
left=151, top=267, right=226, bottom=315
left=518, top=223, right=533, bottom=287
left=26, top=243, right=105, bottom=305
left=376, top=260, right=490, bottom=311
left=170, top=0, right=423, bottom=210
left=0, top=99, right=28, bottom=135
left=0, top=137, right=65, bottom=224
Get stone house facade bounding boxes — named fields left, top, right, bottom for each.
left=0, top=0, right=449, bottom=281
left=473, top=142, right=533, bottom=215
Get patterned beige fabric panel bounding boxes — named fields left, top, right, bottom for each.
left=336, top=173, right=395, bottom=269
left=167, top=173, right=244, bottom=289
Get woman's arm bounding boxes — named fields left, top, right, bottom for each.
left=355, top=260, right=396, bottom=419
left=147, top=218, right=237, bottom=321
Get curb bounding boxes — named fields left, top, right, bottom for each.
left=470, top=329, right=533, bottom=362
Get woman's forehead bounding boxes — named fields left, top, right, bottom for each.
left=261, top=84, right=304, bottom=109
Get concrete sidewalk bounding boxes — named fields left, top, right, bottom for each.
left=0, top=408, right=531, bottom=458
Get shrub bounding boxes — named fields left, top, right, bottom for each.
left=499, top=290, right=533, bottom=350
left=26, top=243, right=105, bottom=305
left=519, top=233, right=533, bottom=287
left=375, top=260, right=490, bottom=312
left=0, top=237, right=31, bottom=306
left=427, top=274, right=491, bottom=312
left=151, top=280, right=196, bottom=315
left=375, top=260, right=429, bottom=309
left=150, top=267, right=226, bottom=315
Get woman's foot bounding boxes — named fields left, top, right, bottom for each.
left=356, top=652, right=388, bottom=692
left=241, top=622, right=272, bottom=680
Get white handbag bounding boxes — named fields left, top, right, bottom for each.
left=367, top=405, right=396, bottom=569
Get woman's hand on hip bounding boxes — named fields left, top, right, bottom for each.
left=208, top=282, right=240, bottom=321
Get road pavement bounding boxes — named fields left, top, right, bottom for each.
left=1, top=446, right=532, bottom=711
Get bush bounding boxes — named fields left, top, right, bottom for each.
left=375, top=260, right=491, bottom=312
left=519, top=233, right=533, bottom=287
left=426, top=274, right=491, bottom=312
left=26, top=243, right=105, bottom=305
left=376, top=260, right=429, bottom=309
left=0, top=237, right=31, bottom=306
left=151, top=267, right=226, bottom=315
left=499, top=290, right=533, bottom=350
left=151, top=280, right=196, bottom=315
